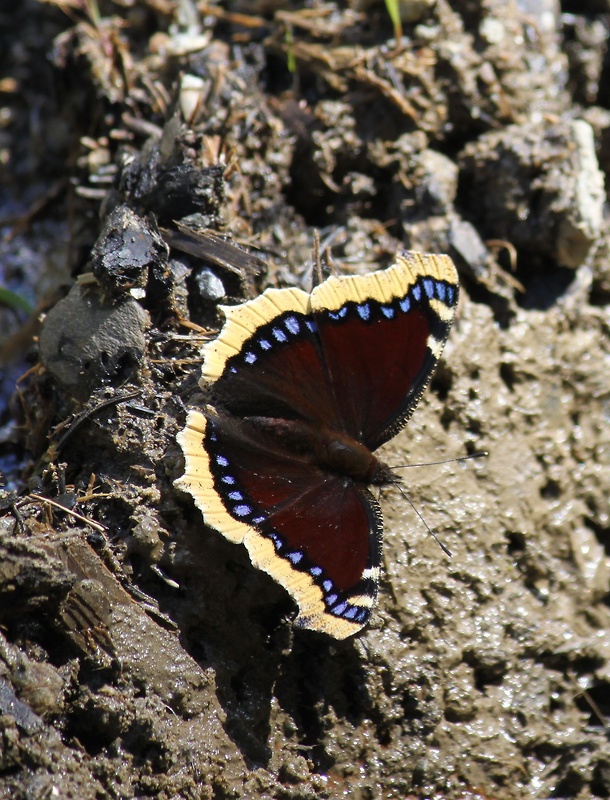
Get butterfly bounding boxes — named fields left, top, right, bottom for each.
left=175, top=251, right=459, bottom=638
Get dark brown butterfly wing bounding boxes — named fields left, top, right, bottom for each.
left=175, top=253, right=459, bottom=637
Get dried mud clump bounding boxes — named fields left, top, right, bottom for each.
left=1, top=2, right=610, bottom=799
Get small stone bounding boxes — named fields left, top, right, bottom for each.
left=39, top=284, right=150, bottom=401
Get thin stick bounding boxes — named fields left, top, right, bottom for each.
left=29, top=494, right=106, bottom=533
left=53, top=390, right=141, bottom=452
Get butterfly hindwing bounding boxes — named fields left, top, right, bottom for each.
left=177, top=408, right=382, bottom=638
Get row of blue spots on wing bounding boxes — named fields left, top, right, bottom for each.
left=324, top=277, right=457, bottom=325
left=279, top=537, right=370, bottom=623
left=227, top=277, right=456, bottom=372
left=229, top=312, right=316, bottom=374
left=264, top=530, right=370, bottom=623
left=209, top=428, right=367, bottom=623
left=268, top=529, right=370, bottom=623
left=207, top=427, right=266, bottom=525
left=248, top=506, right=369, bottom=623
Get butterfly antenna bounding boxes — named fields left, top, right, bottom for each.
left=392, top=451, right=488, bottom=470
left=393, top=482, right=452, bottom=558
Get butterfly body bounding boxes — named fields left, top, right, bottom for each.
left=220, top=413, right=393, bottom=483
left=176, top=252, right=459, bottom=638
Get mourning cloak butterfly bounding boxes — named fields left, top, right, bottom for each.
left=175, top=252, right=459, bottom=638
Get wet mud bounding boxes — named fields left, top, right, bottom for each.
left=1, top=1, right=610, bottom=798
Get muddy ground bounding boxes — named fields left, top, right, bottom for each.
left=1, top=1, right=610, bottom=798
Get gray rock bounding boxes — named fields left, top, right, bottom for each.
left=39, top=284, right=149, bottom=402
left=460, top=119, right=605, bottom=269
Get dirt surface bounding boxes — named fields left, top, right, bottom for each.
left=1, top=1, right=610, bottom=798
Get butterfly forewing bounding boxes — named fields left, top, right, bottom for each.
left=179, top=408, right=382, bottom=637
left=209, top=309, right=343, bottom=429
left=310, top=253, right=458, bottom=448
